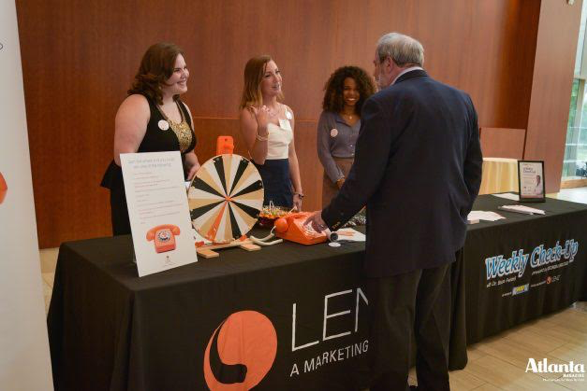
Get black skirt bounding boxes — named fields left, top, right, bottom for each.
left=254, top=158, right=293, bottom=208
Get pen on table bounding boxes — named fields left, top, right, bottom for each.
left=497, top=206, right=534, bottom=215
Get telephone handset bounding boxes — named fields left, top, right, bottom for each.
left=274, top=212, right=328, bottom=245
left=146, top=224, right=181, bottom=253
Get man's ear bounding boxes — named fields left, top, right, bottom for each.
left=385, top=57, right=396, bottom=73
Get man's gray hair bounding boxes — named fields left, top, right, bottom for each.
left=376, top=32, right=424, bottom=67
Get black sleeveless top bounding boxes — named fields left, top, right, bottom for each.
left=101, top=95, right=197, bottom=190
left=137, top=97, right=196, bottom=155
left=101, top=95, right=197, bottom=235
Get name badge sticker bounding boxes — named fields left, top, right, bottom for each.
left=279, top=119, right=292, bottom=131
left=158, top=120, right=170, bottom=131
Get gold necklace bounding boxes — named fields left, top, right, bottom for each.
left=157, top=102, right=193, bottom=152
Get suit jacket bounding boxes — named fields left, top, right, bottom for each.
left=322, top=70, right=482, bottom=277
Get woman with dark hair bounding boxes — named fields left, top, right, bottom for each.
left=239, top=55, right=303, bottom=211
left=317, top=66, right=375, bottom=206
left=101, top=42, right=200, bottom=235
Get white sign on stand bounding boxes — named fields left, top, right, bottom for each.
left=121, top=151, right=197, bottom=277
left=0, top=1, right=53, bottom=389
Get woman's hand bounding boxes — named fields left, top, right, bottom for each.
left=293, top=193, right=303, bottom=211
left=251, top=105, right=271, bottom=134
left=240, top=107, right=269, bottom=165
left=185, top=151, right=200, bottom=180
left=187, top=162, right=200, bottom=180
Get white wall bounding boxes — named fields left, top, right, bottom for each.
left=0, top=1, right=53, bottom=389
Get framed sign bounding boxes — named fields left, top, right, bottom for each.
left=518, top=160, right=545, bottom=203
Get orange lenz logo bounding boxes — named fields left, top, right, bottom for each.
left=0, top=172, right=7, bottom=204
left=203, top=311, right=277, bottom=390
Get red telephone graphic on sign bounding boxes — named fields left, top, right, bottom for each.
left=0, top=172, right=7, bottom=204
left=274, top=212, right=327, bottom=245
left=146, top=224, right=180, bottom=253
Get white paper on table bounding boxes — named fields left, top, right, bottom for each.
left=335, top=228, right=366, bottom=242
left=467, top=211, right=506, bottom=222
left=491, top=193, right=520, bottom=201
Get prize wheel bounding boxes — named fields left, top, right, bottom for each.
left=188, top=154, right=264, bottom=243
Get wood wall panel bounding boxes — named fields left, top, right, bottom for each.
left=525, top=0, right=583, bottom=193
left=291, top=121, right=322, bottom=212
left=480, top=128, right=526, bottom=159
left=15, top=0, right=557, bottom=247
left=334, top=0, right=539, bottom=129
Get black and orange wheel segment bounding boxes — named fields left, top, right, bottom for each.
left=188, top=154, right=264, bottom=243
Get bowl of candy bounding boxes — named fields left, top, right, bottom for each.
left=258, top=202, right=292, bottom=228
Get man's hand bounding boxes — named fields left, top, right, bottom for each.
left=304, top=211, right=327, bottom=233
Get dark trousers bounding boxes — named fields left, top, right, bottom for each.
left=366, top=261, right=452, bottom=391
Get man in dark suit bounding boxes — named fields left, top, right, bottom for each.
left=306, top=32, right=482, bottom=390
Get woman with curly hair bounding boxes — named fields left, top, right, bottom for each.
left=317, top=66, right=375, bottom=206
left=101, top=42, right=200, bottom=235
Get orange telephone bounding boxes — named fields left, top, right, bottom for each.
left=146, top=225, right=181, bottom=253
left=216, top=136, right=234, bottom=155
left=0, top=172, right=6, bottom=204
left=274, top=212, right=328, bottom=245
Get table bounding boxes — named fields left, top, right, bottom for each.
left=464, top=195, right=587, bottom=344
left=48, top=235, right=465, bottom=390
left=48, top=196, right=587, bottom=390
left=479, top=157, right=519, bottom=194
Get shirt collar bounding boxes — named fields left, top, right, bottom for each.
left=334, top=113, right=360, bottom=128
left=391, top=66, right=424, bottom=85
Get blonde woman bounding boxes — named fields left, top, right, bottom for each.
left=239, top=55, right=303, bottom=210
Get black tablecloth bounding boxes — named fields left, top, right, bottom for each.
left=463, top=195, right=587, bottom=344
left=48, top=195, right=587, bottom=390
left=48, top=235, right=465, bottom=391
